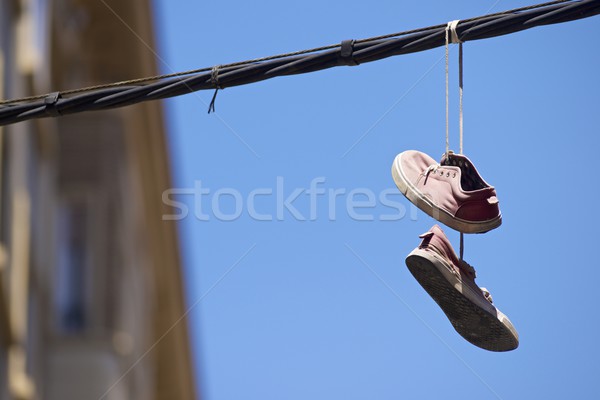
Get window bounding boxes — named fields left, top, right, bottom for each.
left=55, top=195, right=90, bottom=333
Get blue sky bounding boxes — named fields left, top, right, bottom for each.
left=153, top=1, right=600, bottom=399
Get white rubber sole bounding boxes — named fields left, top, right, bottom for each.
left=406, top=249, right=519, bottom=352
left=391, top=153, right=501, bottom=233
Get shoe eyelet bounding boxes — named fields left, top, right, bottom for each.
left=453, top=172, right=456, bottom=178
left=446, top=172, right=450, bottom=177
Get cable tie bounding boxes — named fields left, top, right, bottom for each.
left=44, top=92, right=62, bottom=117
left=340, top=39, right=359, bottom=66
left=446, top=20, right=463, bottom=44
left=208, top=65, right=222, bottom=114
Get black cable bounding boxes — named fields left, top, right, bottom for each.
left=0, top=0, right=598, bottom=126
left=0, top=0, right=573, bottom=105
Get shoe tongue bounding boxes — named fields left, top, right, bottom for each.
left=440, top=150, right=464, bottom=166
left=427, top=225, right=460, bottom=264
left=440, top=151, right=489, bottom=191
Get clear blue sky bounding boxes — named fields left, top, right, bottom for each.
left=153, top=1, right=600, bottom=399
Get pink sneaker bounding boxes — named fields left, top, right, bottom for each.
left=392, top=150, right=501, bottom=233
left=405, top=225, right=519, bottom=352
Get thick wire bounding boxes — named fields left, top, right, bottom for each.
left=1, top=0, right=598, bottom=126
left=0, top=0, right=574, bottom=105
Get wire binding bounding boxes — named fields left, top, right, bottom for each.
left=44, top=92, right=62, bottom=117
left=340, top=40, right=359, bottom=66
left=447, top=20, right=463, bottom=44
left=208, top=65, right=222, bottom=113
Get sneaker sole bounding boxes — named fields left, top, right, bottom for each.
left=392, top=153, right=501, bottom=234
left=406, top=250, right=519, bottom=352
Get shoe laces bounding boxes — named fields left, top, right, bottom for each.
left=458, top=259, right=477, bottom=278
left=458, top=260, right=494, bottom=305
left=480, top=287, right=494, bottom=304
left=425, top=164, right=439, bottom=175
left=423, top=164, right=440, bottom=184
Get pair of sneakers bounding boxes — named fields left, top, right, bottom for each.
left=392, top=150, right=518, bottom=352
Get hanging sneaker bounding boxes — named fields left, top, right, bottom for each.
left=392, top=150, right=501, bottom=233
left=405, top=225, right=518, bottom=352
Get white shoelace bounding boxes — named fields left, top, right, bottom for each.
left=480, top=287, right=494, bottom=304
left=445, top=20, right=464, bottom=156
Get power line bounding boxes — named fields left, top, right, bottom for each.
left=0, top=0, right=574, bottom=104
left=0, top=0, right=598, bottom=126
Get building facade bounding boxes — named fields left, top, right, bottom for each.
left=0, top=0, right=197, bottom=399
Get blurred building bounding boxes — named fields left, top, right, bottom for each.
left=0, top=0, right=197, bottom=399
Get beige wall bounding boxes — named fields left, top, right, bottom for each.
left=0, top=1, right=197, bottom=399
